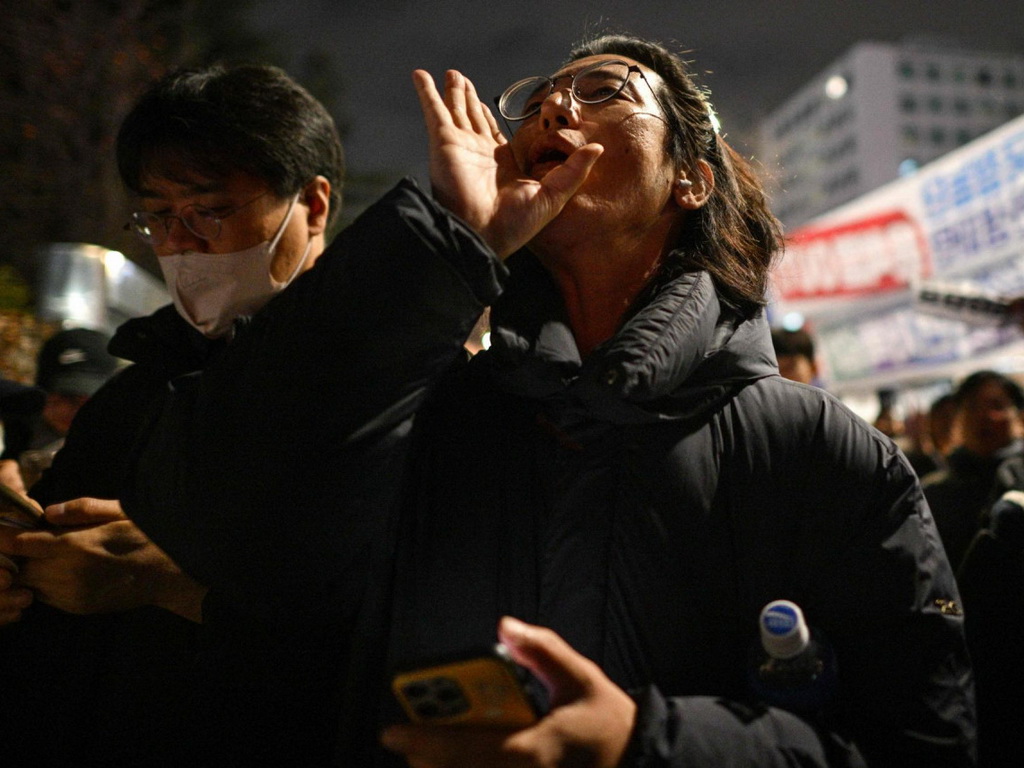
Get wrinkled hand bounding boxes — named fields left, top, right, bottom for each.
left=381, top=616, right=637, bottom=768
left=0, top=563, right=33, bottom=624
left=0, top=497, right=206, bottom=622
left=413, top=69, right=603, bottom=259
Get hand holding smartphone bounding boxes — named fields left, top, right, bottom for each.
left=1, top=482, right=46, bottom=573
left=391, top=643, right=548, bottom=727
left=0, top=482, right=45, bottom=531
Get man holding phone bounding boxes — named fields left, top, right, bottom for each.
left=0, top=64, right=348, bottom=764
left=0, top=58, right=597, bottom=766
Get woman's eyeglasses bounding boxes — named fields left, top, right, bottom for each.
left=495, top=59, right=667, bottom=130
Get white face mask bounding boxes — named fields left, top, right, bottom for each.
left=158, top=194, right=310, bottom=338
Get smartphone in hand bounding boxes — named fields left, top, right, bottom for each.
left=392, top=643, right=548, bottom=727
left=0, top=482, right=45, bottom=530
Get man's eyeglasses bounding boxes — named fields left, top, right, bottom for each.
left=495, top=59, right=670, bottom=131
left=124, top=190, right=270, bottom=246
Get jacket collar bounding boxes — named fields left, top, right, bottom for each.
left=109, top=303, right=225, bottom=375
left=481, top=251, right=776, bottom=423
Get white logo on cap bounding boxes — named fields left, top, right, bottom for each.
left=57, top=349, right=88, bottom=366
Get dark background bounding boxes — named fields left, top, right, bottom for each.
left=1, top=0, right=1020, bottom=285
left=248, top=0, right=1022, bottom=181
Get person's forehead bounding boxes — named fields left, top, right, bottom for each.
left=965, top=380, right=1016, bottom=404
left=553, top=54, right=661, bottom=84
left=138, top=172, right=220, bottom=198
left=137, top=167, right=264, bottom=199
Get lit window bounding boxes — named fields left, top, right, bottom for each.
left=825, top=75, right=848, bottom=100
left=898, top=158, right=920, bottom=177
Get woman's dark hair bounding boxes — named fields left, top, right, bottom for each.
left=117, top=64, right=344, bottom=224
left=568, top=35, right=783, bottom=317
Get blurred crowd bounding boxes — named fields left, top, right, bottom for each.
left=774, top=325, right=1024, bottom=766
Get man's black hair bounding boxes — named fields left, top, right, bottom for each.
left=929, top=392, right=956, bottom=416
left=954, top=370, right=1024, bottom=410
left=117, top=64, right=344, bottom=224
left=770, top=327, right=815, bottom=361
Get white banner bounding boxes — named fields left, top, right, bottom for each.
left=770, top=115, right=1024, bottom=388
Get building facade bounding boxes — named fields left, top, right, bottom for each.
left=760, top=39, right=1024, bottom=229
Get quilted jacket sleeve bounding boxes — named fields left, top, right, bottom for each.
left=121, top=178, right=505, bottom=619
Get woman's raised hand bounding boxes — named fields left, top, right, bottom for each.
left=413, top=69, right=602, bottom=259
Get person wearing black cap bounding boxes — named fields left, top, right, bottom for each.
left=0, top=328, right=119, bottom=490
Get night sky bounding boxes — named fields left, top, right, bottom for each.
left=249, top=0, right=1021, bottom=182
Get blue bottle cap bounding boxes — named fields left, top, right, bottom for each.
left=760, top=600, right=810, bottom=659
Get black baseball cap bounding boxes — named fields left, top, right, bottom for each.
left=35, top=328, right=120, bottom=397
left=0, top=376, right=45, bottom=414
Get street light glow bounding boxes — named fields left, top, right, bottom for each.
left=782, top=312, right=805, bottom=331
left=825, top=75, right=848, bottom=100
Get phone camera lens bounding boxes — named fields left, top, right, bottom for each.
left=402, top=682, right=429, bottom=700
left=435, top=679, right=462, bottom=702
left=414, top=701, right=441, bottom=718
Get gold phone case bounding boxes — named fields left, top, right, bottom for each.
left=392, top=649, right=540, bottom=726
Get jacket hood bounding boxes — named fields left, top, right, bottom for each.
left=481, top=251, right=777, bottom=424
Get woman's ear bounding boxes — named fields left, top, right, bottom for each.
left=673, top=159, right=714, bottom=210
left=303, top=175, right=331, bottom=236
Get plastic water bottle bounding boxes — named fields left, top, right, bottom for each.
left=748, top=599, right=838, bottom=716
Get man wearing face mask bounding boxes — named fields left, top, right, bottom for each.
left=0, top=60, right=589, bottom=766
left=153, top=188, right=312, bottom=339
left=0, top=63, right=347, bottom=767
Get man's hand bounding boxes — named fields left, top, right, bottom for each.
left=381, top=616, right=637, bottom=767
left=0, top=563, right=33, bottom=624
left=0, top=497, right=206, bottom=622
left=413, top=69, right=603, bottom=259
left=0, top=459, right=27, bottom=495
